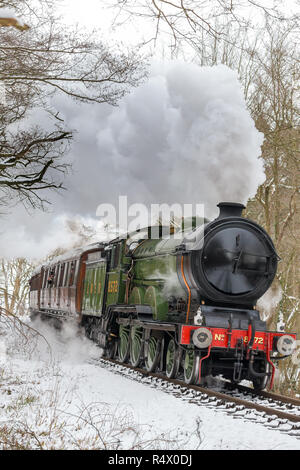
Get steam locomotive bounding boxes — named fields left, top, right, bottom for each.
left=29, top=202, right=296, bottom=390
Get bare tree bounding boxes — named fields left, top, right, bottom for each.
left=0, top=0, right=146, bottom=209
left=106, top=0, right=299, bottom=53
left=0, top=129, right=72, bottom=208
left=0, top=257, right=34, bottom=315
left=240, top=24, right=300, bottom=395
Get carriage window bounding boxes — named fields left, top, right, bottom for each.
left=110, top=246, right=115, bottom=268
left=54, top=265, right=60, bottom=287
left=47, top=267, right=55, bottom=288
left=69, top=260, right=77, bottom=286
left=38, top=273, right=42, bottom=290
left=43, top=269, right=48, bottom=289
left=59, top=263, right=65, bottom=287
left=114, top=243, right=121, bottom=268
left=111, top=243, right=121, bottom=269
left=63, top=262, right=69, bottom=287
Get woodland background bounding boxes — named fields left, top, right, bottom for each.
left=0, top=0, right=299, bottom=395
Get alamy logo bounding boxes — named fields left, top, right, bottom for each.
left=96, top=196, right=206, bottom=248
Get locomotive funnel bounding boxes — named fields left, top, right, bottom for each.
left=217, top=202, right=245, bottom=219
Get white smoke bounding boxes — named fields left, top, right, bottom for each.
left=0, top=60, right=265, bottom=258
left=95, top=61, right=265, bottom=217
left=0, top=213, right=115, bottom=261
left=24, top=317, right=99, bottom=364
left=256, top=285, right=283, bottom=322
left=144, top=268, right=186, bottom=299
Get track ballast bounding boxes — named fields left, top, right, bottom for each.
left=88, top=354, right=300, bottom=438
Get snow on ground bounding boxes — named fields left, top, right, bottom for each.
left=0, top=315, right=299, bottom=450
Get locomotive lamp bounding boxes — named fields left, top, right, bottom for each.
left=192, top=327, right=213, bottom=349
left=276, top=335, right=297, bottom=356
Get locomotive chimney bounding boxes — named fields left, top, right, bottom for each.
left=216, top=202, right=245, bottom=219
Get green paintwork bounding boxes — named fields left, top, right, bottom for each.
left=81, top=229, right=189, bottom=321
left=130, top=326, right=143, bottom=366
left=145, top=335, right=159, bottom=371
left=129, top=286, right=145, bottom=305
left=144, top=285, right=168, bottom=320
left=106, top=269, right=126, bottom=306
left=183, top=349, right=197, bottom=384
left=132, top=235, right=184, bottom=258
left=129, top=233, right=187, bottom=320
left=166, top=339, right=176, bottom=375
left=118, top=324, right=130, bottom=362
left=82, top=259, right=107, bottom=316
left=105, top=241, right=127, bottom=307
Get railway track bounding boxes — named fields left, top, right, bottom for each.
left=88, top=355, right=300, bottom=438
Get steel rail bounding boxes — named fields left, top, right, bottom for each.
left=226, top=383, right=300, bottom=407
left=100, top=357, right=300, bottom=424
